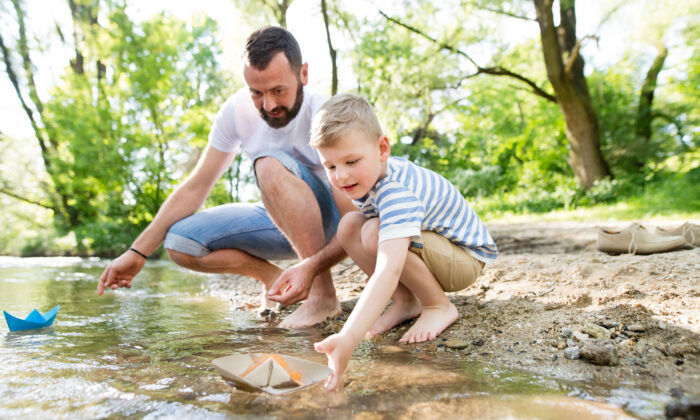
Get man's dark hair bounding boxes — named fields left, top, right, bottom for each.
left=243, top=26, right=302, bottom=73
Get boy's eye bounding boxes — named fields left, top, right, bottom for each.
left=347, top=160, right=357, bottom=165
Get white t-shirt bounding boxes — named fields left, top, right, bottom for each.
left=208, top=87, right=327, bottom=180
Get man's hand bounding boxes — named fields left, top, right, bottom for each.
left=314, top=333, right=353, bottom=392
left=97, top=251, right=146, bottom=295
left=267, top=259, right=316, bottom=306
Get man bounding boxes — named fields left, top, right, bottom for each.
left=97, top=26, right=353, bottom=328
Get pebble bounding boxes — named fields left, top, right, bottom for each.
left=627, top=323, right=646, bottom=333
left=619, top=339, right=635, bottom=350
left=560, top=327, right=573, bottom=338
left=580, top=339, right=619, bottom=366
left=444, top=340, right=469, bottom=349
left=564, top=346, right=580, bottom=360
left=572, top=331, right=589, bottom=342
left=472, top=338, right=485, bottom=347
left=380, top=345, right=405, bottom=353
left=567, top=338, right=576, bottom=348
left=581, top=323, right=611, bottom=339
left=658, top=321, right=667, bottom=330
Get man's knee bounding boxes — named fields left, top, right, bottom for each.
left=254, top=156, right=290, bottom=189
left=166, top=248, right=200, bottom=269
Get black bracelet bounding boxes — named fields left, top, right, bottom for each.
left=129, top=247, right=149, bottom=260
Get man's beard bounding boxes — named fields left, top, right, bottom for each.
left=259, top=81, right=304, bottom=128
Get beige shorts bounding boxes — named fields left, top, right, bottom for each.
left=409, top=231, right=485, bottom=292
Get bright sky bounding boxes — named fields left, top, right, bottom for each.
left=0, top=0, right=684, bottom=142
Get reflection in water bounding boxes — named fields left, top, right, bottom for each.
left=0, top=258, right=654, bottom=418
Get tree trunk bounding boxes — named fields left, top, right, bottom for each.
left=263, top=0, right=291, bottom=28
left=634, top=41, right=668, bottom=168
left=534, top=0, right=610, bottom=188
left=320, top=0, right=338, bottom=95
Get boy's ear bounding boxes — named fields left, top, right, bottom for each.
left=378, top=135, right=390, bottom=162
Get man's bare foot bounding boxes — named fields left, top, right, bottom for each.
left=398, top=303, right=458, bottom=344
left=278, top=295, right=341, bottom=328
left=368, top=295, right=422, bottom=337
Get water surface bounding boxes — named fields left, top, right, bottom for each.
left=0, top=257, right=656, bottom=418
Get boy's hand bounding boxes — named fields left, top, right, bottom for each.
left=314, top=333, right=353, bottom=392
left=267, top=260, right=315, bottom=306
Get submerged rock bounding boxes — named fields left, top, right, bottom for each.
left=580, top=339, right=619, bottom=366
left=445, top=340, right=469, bottom=349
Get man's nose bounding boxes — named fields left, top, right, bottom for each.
left=263, top=94, right=277, bottom=111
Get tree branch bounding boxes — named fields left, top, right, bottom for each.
left=0, top=32, right=52, bottom=167
left=0, top=187, right=54, bottom=209
left=478, top=5, right=536, bottom=21
left=564, top=34, right=598, bottom=74
left=378, top=9, right=556, bottom=103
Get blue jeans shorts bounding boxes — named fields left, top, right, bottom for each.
left=163, top=150, right=340, bottom=261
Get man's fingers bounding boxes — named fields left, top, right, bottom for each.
left=97, top=266, right=114, bottom=295
left=267, top=277, right=287, bottom=296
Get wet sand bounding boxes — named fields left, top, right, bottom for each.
left=207, top=220, right=700, bottom=414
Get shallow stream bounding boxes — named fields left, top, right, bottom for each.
left=0, top=257, right=661, bottom=418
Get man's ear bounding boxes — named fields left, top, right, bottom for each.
left=299, top=62, right=309, bottom=86
left=378, top=135, right=391, bottom=162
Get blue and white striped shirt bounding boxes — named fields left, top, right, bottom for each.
left=352, top=157, right=498, bottom=263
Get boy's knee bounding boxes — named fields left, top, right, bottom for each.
left=361, top=218, right=380, bottom=252
left=337, top=212, right=367, bottom=244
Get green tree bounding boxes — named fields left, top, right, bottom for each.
left=1, top=1, right=233, bottom=255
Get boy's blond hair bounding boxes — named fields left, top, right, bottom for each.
left=310, top=93, right=383, bottom=148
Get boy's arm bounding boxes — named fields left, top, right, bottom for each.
left=314, top=237, right=410, bottom=391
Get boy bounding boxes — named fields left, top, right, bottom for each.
left=311, top=94, right=498, bottom=391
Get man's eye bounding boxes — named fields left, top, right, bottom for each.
left=275, top=88, right=285, bottom=95
left=250, top=91, right=262, bottom=97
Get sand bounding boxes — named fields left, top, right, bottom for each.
left=207, top=220, right=700, bottom=406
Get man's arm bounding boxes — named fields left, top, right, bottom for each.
left=97, top=145, right=235, bottom=294
left=267, top=187, right=355, bottom=305
left=314, top=237, right=410, bottom=391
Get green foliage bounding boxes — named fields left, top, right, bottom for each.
left=1, top=0, right=699, bottom=256
left=4, top=4, right=234, bottom=255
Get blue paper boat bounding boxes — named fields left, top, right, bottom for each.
left=3, top=305, right=60, bottom=332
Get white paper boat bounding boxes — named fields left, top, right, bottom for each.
left=212, top=353, right=331, bottom=395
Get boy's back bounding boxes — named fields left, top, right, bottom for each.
left=352, top=157, right=498, bottom=263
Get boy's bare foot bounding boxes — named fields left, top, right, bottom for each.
left=368, top=295, right=422, bottom=337
left=278, top=296, right=341, bottom=328
left=398, top=303, right=458, bottom=343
